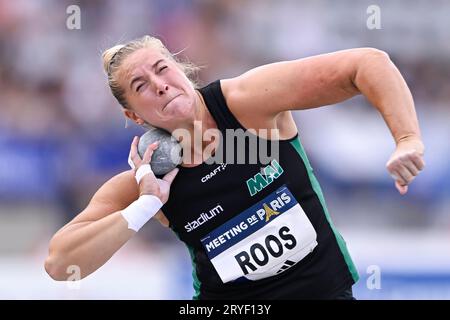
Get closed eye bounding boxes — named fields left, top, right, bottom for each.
left=136, top=82, right=145, bottom=92
left=158, top=66, right=168, bottom=73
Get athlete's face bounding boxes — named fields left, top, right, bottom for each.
left=119, top=48, right=197, bottom=131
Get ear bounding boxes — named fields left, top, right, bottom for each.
left=123, top=109, right=144, bottom=125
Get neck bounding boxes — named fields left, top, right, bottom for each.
left=179, top=90, right=219, bottom=167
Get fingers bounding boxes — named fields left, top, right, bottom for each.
left=387, top=150, right=425, bottom=195
left=395, top=180, right=408, bottom=195
left=162, top=168, right=179, bottom=184
left=142, top=141, right=159, bottom=164
left=401, top=157, right=419, bottom=176
left=129, top=136, right=160, bottom=168
left=400, top=151, right=425, bottom=172
left=154, top=210, right=170, bottom=227
left=395, top=164, right=414, bottom=185
left=387, top=162, right=412, bottom=186
left=409, top=151, right=426, bottom=171
left=129, top=136, right=141, bottom=168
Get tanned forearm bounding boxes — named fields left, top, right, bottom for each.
left=352, top=50, right=425, bottom=194
left=353, top=50, right=422, bottom=145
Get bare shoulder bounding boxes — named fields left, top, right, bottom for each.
left=220, top=78, right=298, bottom=139
left=219, top=77, right=273, bottom=129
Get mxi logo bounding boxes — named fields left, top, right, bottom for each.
left=246, top=159, right=284, bottom=196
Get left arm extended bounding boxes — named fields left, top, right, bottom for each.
left=223, top=48, right=425, bottom=194
left=352, top=49, right=424, bottom=195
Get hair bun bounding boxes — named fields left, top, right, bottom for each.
left=102, top=45, right=124, bottom=74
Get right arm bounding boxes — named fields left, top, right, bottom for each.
left=45, top=170, right=138, bottom=281
left=45, top=138, right=177, bottom=281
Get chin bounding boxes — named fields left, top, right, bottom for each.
left=171, top=97, right=195, bottom=116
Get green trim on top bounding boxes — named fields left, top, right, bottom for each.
left=186, top=245, right=201, bottom=300
left=173, top=231, right=201, bottom=299
left=289, top=137, right=359, bottom=283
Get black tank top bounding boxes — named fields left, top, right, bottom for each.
left=162, top=80, right=358, bottom=299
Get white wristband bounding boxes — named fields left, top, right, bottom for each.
left=121, top=195, right=163, bottom=232
left=135, top=164, right=153, bottom=184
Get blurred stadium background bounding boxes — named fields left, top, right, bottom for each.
left=0, top=0, right=449, bottom=299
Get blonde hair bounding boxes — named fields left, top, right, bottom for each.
left=102, top=35, right=200, bottom=109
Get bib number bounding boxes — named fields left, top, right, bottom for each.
left=200, top=185, right=317, bottom=283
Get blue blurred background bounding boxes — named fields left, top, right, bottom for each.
left=0, top=0, right=449, bottom=299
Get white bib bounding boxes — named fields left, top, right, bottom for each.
left=200, top=185, right=317, bottom=283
